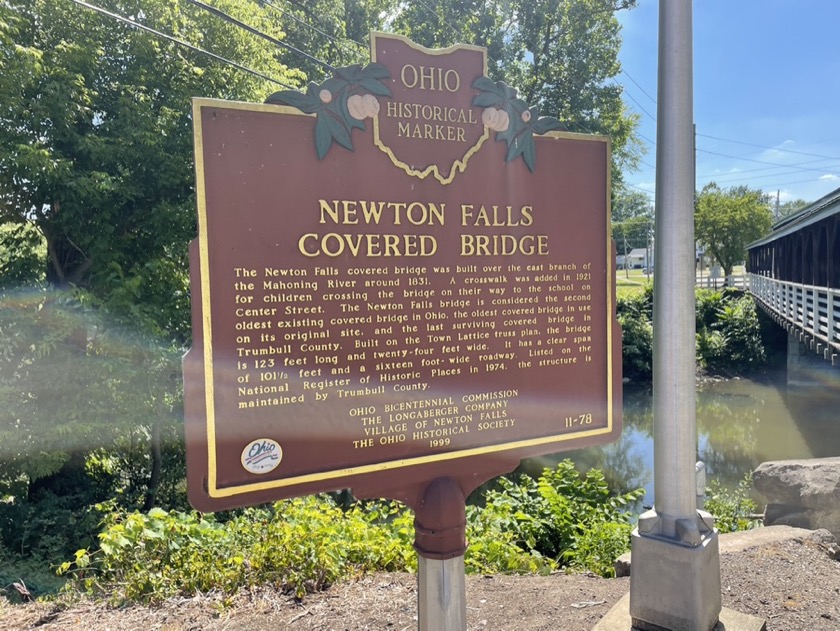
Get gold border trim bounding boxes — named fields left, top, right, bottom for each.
left=370, top=32, right=489, bottom=185
left=192, top=98, right=218, bottom=490
left=192, top=98, right=615, bottom=500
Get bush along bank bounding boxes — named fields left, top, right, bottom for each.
left=56, top=461, right=643, bottom=605
left=51, top=464, right=756, bottom=606
left=618, top=286, right=772, bottom=384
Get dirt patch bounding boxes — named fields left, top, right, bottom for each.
left=1, top=534, right=838, bottom=630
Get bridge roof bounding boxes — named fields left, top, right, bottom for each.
left=749, top=185, right=840, bottom=249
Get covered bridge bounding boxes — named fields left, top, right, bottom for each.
left=747, top=186, right=840, bottom=364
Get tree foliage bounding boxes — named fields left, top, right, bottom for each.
left=1, top=0, right=644, bottom=335
left=0, top=287, right=184, bottom=495
left=0, top=0, right=302, bottom=553
left=388, top=0, right=644, bottom=182
left=264, top=0, right=397, bottom=80
left=613, top=186, right=653, bottom=253
left=0, top=222, right=46, bottom=288
left=776, top=198, right=809, bottom=221
left=695, top=183, right=773, bottom=278
left=0, top=0, right=301, bottom=339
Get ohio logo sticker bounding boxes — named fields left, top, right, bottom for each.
left=241, top=439, right=283, bottom=474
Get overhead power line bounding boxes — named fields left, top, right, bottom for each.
left=69, top=0, right=295, bottom=87
left=697, top=148, right=840, bottom=174
left=621, top=69, right=656, bottom=104
left=696, top=133, right=840, bottom=161
left=764, top=175, right=840, bottom=189
left=696, top=156, right=836, bottom=179
left=261, top=0, right=367, bottom=54
left=624, top=182, right=655, bottom=197
left=698, top=164, right=840, bottom=186
left=416, top=0, right=462, bottom=39
left=183, top=0, right=334, bottom=73
left=616, top=82, right=656, bottom=121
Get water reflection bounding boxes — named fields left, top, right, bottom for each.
left=533, top=375, right=840, bottom=506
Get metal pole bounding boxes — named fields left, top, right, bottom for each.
left=652, top=0, right=697, bottom=527
left=414, top=477, right=468, bottom=631
left=417, top=555, right=466, bottom=631
left=628, top=1, right=722, bottom=629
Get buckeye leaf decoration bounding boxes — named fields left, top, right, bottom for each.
left=471, top=77, right=566, bottom=172
left=266, top=63, right=392, bottom=159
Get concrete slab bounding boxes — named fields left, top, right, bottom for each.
left=593, top=593, right=767, bottom=631
left=615, top=525, right=817, bottom=577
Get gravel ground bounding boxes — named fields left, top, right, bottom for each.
left=1, top=528, right=838, bottom=630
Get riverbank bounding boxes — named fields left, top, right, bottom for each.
left=3, top=526, right=837, bottom=630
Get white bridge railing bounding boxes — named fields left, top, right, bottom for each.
left=748, top=273, right=840, bottom=363
left=695, top=274, right=748, bottom=290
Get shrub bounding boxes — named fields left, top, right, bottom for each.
left=59, top=465, right=643, bottom=603
left=59, top=496, right=419, bottom=603
left=477, top=461, right=643, bottom=575
left=715, top=297, right=766, bottom=370
left=695, top=288, right=727, bottom=331
left=563, top=520, right=633, bottom=578
left=697, top=292, right=766, bottom=375
left=704, top=474, right=761, bottom=533
left=617, top=286, right=654, bottom=383
left=618, top=287, right=769, bottom=380
left=696, top=327, right=726, bottom=371
left=465, top=505, right=556, bottom=576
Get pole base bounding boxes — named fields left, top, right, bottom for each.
left=628, top=528, right=721, bottom=631
left=594, top=593, right=767, bottom=631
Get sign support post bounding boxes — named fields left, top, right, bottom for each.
left=628, top=1, right=722, bottom=630
left=414, top=477, right=467, bottom=630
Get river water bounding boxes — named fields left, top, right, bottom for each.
left=524, top=373, right=840, bottom=505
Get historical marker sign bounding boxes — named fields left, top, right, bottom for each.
left=185, top=33, right=622, bottom=512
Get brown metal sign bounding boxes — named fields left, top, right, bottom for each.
left=185, top=33, right=621, bottom=512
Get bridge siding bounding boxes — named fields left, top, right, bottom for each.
left=748, top=187, right=840, bottom=288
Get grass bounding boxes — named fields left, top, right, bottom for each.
left=615, top=268, right=651, bottom=299
left=614, top=265, right=749, bottom=299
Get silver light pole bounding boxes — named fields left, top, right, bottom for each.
left=627, top=1, right=722, bottom=629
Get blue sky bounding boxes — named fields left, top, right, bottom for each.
left=618, top=0, right=840, bottom=207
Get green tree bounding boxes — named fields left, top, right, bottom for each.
left=776, top=198, right=809, bottom=221
left=612, top=185, right=651, bottom=223
left=0, top=222, right=46, bottom=288
left=0, top=0, right=301, bottom=340
left=612, top=186, right=653, bottom=255
left=264, top=0, right=398, bottom=81
left=0, top=0, right=301, bottom=525
left=388, top=0, right=644, bottom=183
left=695, top=183, right=773, bottom=278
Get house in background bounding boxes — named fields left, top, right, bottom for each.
left=622, top=248, right=653, bottom=270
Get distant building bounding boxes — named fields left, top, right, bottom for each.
left=622, top=248, right=653, bottom=269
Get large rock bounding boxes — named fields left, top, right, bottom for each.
left=753, top=458, right=840, bottom=538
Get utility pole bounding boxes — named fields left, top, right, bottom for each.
left=623, top=225, right=630, bottom=278
left=629, top=1, right=722, bottom=628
